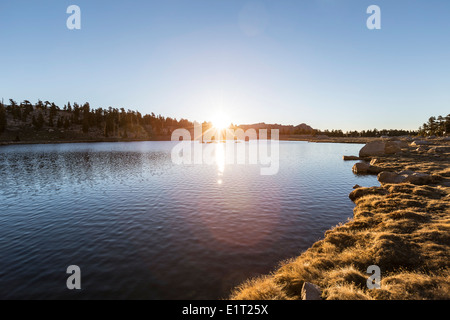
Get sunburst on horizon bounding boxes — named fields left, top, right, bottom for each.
left=211, top=112, right=231, bottom=131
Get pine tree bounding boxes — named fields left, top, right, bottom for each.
left=0, top=104, right=7, bottom=133
left=82, top=103, right=90, bottom=133
left=36, top=112, right=44, bottom=130
left=64, top=117, right=70, bottom=130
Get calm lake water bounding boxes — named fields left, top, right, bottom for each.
left=0, top=141, right=377, bottom=299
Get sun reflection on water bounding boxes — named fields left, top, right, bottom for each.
left=216, top=142, right=225, bottom=184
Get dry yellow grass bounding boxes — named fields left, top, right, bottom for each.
left=230, top=140, right=450, bottom=300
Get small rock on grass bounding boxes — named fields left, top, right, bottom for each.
left=301, top=282, right=322, bottom=300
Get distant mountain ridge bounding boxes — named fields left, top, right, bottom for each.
left=237, top=122, right=314, bottom=135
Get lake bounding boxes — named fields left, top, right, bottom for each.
left=0, top=141, right=377, bottom=299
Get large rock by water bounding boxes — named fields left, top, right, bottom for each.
left=393, top=140, right=409, bottom=149
left=403, top=172, right=433, bottom=184
left=359, top=140, right=407, bottom=157
left=352, top=162, right=385, bottom=175
left=352, top=162, right=370, bottom=174
left=343, top=155, right=362, bottom=161
left=359, top=141, right=386, bottom=157
left=384, top=141, right=402, bottom=154
left=378, top=170, right=433, bottom=185
left=378, top=171, right=407, bottom=184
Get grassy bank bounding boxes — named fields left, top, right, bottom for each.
left=230, top=139, right=450, bottom=300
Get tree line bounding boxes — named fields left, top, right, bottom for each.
left=293, top=127, right=419, bottom=137
left=0, top=99, right=195, bottom=138
left=316, top=128, right=419, bottom=137
left=295, top=114, right=450, bottom=138
left=417, top=115, right=450, bottom=137
left=0, top=99, right=448, bottom=138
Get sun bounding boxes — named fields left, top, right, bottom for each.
left=211, top=114, right=231, bottom=130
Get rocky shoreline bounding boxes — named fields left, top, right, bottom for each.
left=230, top=137, right=449, bottom=300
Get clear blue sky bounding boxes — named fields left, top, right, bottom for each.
left=1, top=0, right=449, bottom=131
